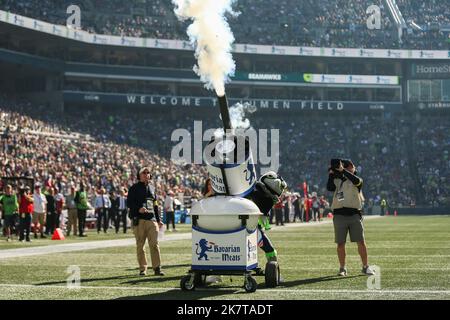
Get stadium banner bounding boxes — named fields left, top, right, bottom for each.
left=63, top=91, right=403, bottom=111
left=416, top=101, right=450, bottom=110
left=410, top=62, right=450, bottom=79
left=1, top=10, right=449, bottom=60
left=303, top=74, right=399, bottom=85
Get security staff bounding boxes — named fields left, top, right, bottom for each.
left=127, top=167, right=165, bottom=276
left=327, top=159, right=375, bottom=277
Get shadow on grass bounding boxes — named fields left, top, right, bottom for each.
left=272, top=274, right=364, bottom=289
left=37, top=274, right=140, bottom=286
left=125, top=263, right=191, bottom=272
left=115, top=288, right=238, bottom=300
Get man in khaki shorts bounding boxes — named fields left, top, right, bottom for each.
left=327, top=159, right=375, bottom=276
left=32, top=183, right=47, bottom=239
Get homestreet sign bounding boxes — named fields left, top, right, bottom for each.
left=63, top=91, right=403, bottom=111
left=411, top=62, right=450, bottom=78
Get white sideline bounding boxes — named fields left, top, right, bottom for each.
left=0, top=233, right=191, bottom=260
left=0, top=216, right=382, bottom=260
left=0, top=283, right=448, bottom=296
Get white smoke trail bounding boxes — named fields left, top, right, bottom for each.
left=172, top=0, right=237, bottom=97
left=214, top=102, right=251, bottom=137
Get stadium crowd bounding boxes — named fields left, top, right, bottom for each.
left=0, top=0, right=449, bottom=50
left=1, top=96, right=449, bottom=239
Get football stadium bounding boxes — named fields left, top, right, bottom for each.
left=0, top=0, right=449, bottom=303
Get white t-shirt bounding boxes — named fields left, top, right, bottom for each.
left=164, top=196, right=174, bottom=212
left=33, top=192, right=47, bottom=213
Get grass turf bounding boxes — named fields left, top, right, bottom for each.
left=0, top=216, right=449, bottom=300
left=0, top=224, right=192, bottom=250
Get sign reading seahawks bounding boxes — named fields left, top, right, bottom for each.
left=192, top=227, right=258, bottom=270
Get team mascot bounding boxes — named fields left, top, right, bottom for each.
left=246, top=171, right=287, bottom=264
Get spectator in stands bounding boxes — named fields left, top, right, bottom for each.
left=202, top=178, right=214, bottom=198
left=74, top=183, right=89, bottom=237
left=94, top=187, right=111, bottom=234
left=274, top=197, right=284, bottom=226
left=164, top=190, right=176, bottom=232
left=44, top=187, right=57, bottom=236
left=18, top=186, right=34, bottom=242
left=117, top=188, right=128, bottom=234
left=32, top=183, right=47, bottom=239
left=311, top=193, right=320, bottom=222
left=0, top=184, right=19, bottom=241
left=55, top=187, right=64, bottom=230
left=65, top=186, right=78, bottom=236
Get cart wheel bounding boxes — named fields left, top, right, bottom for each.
left=244, top=276, right=257, bottom=293
left=180, top=275, right=195, bottom=291
left=194, top=273, right=207, bottom=287
left=264, top=261, right=280, bottom=288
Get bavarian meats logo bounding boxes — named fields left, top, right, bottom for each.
left=195, top=239, right=242, bottom=262
left=195, top=239, right=214, bottom=261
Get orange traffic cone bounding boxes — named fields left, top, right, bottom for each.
left=52, top=228, right=65, bottom=240
left=394, top=210, right=398, bottom=216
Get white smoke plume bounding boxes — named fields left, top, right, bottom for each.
left=172, top=0, right=237, bottom=97
left=215, top=102, right=251, bottom=137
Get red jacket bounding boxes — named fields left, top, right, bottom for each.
left=19, top=195, right=34, bottom=214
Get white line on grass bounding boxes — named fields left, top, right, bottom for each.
left=0, top=233, right=191, bottom=260
left=0, top=284, right=448, bottom=295
left=0, top=217, right=384, bottom=260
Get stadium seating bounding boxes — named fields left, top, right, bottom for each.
left=0, top=0, right=448, bottom=49
left=1, top=96, right=448, bottom=208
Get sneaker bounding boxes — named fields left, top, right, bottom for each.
left=154, top=267, right=165, bottom=276
left=338, top=267, right=347, bottom=276
left=139, top=270, right=147, bottom=276
left=362, top=265, right=375, bottom=275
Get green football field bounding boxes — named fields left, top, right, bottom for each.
left=0, top=216, right=449, bottom=300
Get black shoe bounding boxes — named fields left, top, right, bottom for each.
left=40, top=234, right=47, bottom=239
left=34, top=234, right=38, bottom=239
left=79, top=234, right=87, bottom=237
left=139, top=270, right=147, bottom=276
left=154, top=267, right=165, bottom=276
left=26, top=238, right=32, bottom=242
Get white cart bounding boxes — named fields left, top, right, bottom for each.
left=180, top=196, right=265, bottom=293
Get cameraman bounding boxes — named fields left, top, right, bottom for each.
left=327, top=159, right=375, bottom=276
left=127, top=167, right=165, bottom=276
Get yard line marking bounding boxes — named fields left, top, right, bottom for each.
left=0, top=233, right=191, bottom=260
left=0, top=284, right=448, bottom=295
left=0, top=217, right=385, bottom=260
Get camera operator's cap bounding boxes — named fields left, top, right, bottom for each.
left=342, top=159, right=355, bottom=168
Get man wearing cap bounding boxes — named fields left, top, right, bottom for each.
left=327, top=159, right=375, bottom=276
left=32, top=183, right=47, bottom=239
left=127, top=167, right=165, bottom=276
